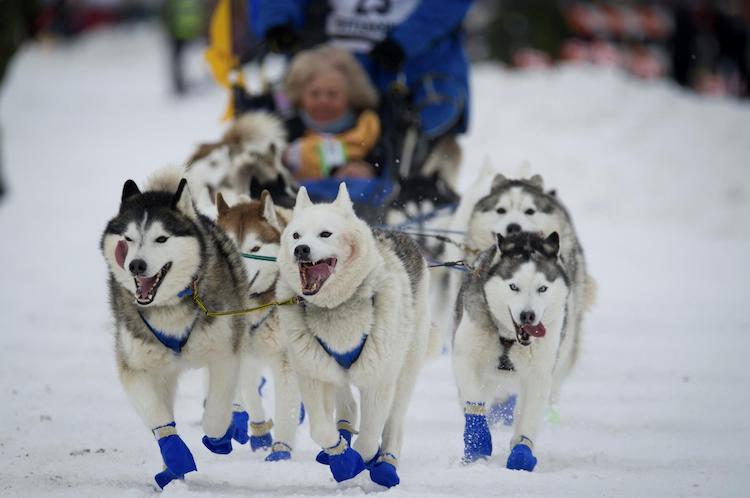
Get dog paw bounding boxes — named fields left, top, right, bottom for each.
left=250, top=433, right=273, bottom=452
left=157, top=433, right=197, bottom=477
left=231, top=410, right=250, bottom=444
left=154, top=468, right=185, bottom=489
left=328, top=447, right=365, bottom=482
left=265, top=450, right=291, bottom=462
left=463, top=413, right=492, bottom=462
left=315, top=428, right=353, bottom=465
left=365, top=451, right=400, bottom=488
left=266, top=442, right=292, bottom=462
left=368, top=461, right=399, bottom=487
left=506, top=444, right=537, bottom=471
left=487, top=395, right=516, bottom=426
left=202, top=423, right=234, bottom=455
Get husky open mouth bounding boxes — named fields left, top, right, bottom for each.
left=299, top=258, right=336, bottom=296
left=509, top=312, right=546, bottom=346
left=134, top=262, right=172, bottom=305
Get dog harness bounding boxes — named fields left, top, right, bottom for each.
left=316, top=334, right=368, bottom=369
left=299, top=296, right=372, bottom=370
left=138, top=310, right=197, bottom=355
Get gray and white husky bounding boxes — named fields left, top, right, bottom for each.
left=452, top=231, right=570, bottom=471
left=275, top=183, right=438, bottom=488
left=447, top=172, right=596, bottom=396
left=215, top=190, right=305, bottom=461
left=101, top=169, right=248, bottom=488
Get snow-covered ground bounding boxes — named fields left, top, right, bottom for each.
left=1, top=25, right=749, bottom=497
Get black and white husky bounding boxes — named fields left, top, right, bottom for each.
left=275, top=183, right=438, bottom=488
left=452, top=231, right=571, bottom=471
left=101, top=169, right=248, bottom=488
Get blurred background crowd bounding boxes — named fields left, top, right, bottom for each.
left=2, top=0, right=749, bottom=99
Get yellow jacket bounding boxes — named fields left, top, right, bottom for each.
left=295, top=110, right=381, bottom=180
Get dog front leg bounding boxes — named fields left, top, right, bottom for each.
left=507, top=366, right=553, bottom=472
left=265, top=353, right=301, bottom=461
left=452, top=328, right=493, bottom=463
left=299, top=375, right=364, bottom=482
left=119, top=365, right=196, bottom=488
left=354, top=383, right=397, bottom=462
left=201, top=354, right=239, bottom=454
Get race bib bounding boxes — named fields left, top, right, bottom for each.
left=326, top=0, right=419, bottom=52
left=318, top=138, right=347, bottom=174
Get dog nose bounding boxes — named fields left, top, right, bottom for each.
left=129, top=259, right=147, bottom=276
left=519, top=310, right=535, bottom=324
left=506, top=223, right=521, bottom=234
left=294, top=244, right=311, bottom=261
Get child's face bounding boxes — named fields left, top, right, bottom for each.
left=300, top=70, right=349, bottom=124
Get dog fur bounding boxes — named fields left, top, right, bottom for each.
left=101, top=167, right=248, bottom=481
left=275, top=183, right=437, bottom=485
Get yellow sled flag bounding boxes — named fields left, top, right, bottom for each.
left=204, top=0, right=244, bottom=120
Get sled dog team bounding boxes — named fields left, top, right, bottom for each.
left=101, top=164, right=595, bottom=489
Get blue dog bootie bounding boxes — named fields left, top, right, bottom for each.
left=316, top=419, right=356, bottom=465
left=231, top=404, right=250, bottom=444
left=249, top=419, right=273, bottom=451
left=365, top=450, right=400, bottom=488
left=322, top=434, right=365, bottom=482
left=463, top=402, right=492, bottom=463
left=202, top=419, right=235, bottom=455
left=487, top=394, right=517, bottom=426
left=152, top=422, right=197, bottom=489
left=506, top=436, right=537, bottom=472
left=265, top=441, right=292, bottom=462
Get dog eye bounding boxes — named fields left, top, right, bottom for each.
left=292, top=232, right=300, bottom=240
left=250, top=246, right=261, bottom=253
left=538, top=285, right=548, bottom=293
left=155, top=236, right=169, bottom=243
left=319, top=231, right=332, bottom=238
left=496, top=207, right=507, bottom=215
left=509, top=283, right=519, bottom=292
left=525, top=208, right=536, bottom=215
left=124, top=236, right=133, bottom=242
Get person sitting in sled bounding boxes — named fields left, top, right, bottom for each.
left=251, top=0, right=473, bottom=200
left=282, top=44, right=381, bottom=181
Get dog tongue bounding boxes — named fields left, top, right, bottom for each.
left=115, top=240, right=128, bottom=269
left=302, top=261, right=334, bottom=294
left=136, top=276, right=157, bottom=299
left=521, top=323, right=546, bottom=337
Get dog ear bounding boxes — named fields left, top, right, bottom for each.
left=261, top=190, right=283, bottom=231
left=491, top=174, right=507, bottom=191
left=294, top=186, right=312, bottom=213
left=172, top=178, right=197, bottom=219
left=541, top=232, right=560, bottom=257
left=216, top=191, right=230, bottom=217
left=121, top=179, right=141, bottom=204
left=333, top=182, right=354, bottom=214
left=529, top=174, right=544, bottom=189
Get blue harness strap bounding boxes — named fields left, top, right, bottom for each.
left=316, top=334, right=368, bottom=370
left=138, top=311, right=196, bottom=355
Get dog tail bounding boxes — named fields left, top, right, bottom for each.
left=145, top=165, right=185, bottom=193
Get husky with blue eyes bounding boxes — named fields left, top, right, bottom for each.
left=100, top=168, right=250, bottom=489
left=452, top=230, right=575, bottom=472
left=275, top=183, right=439, bottom=488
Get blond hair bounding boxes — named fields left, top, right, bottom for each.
left=284, top=45, right=378, bottom=111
